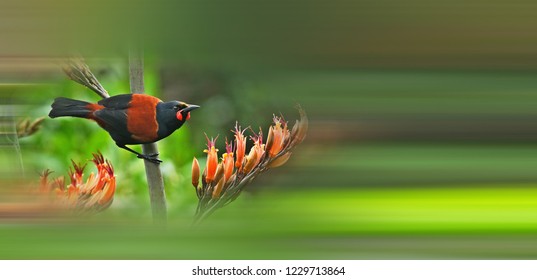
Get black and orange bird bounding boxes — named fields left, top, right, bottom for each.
left=49, top=93, right=199, bottom=163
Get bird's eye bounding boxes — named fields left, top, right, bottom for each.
left=173, top=105, right=179, bottom=110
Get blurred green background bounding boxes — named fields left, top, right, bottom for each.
left=2, top=0, right=537, bottom=259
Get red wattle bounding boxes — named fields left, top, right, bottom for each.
left=176, top=111, right=183, bottom=121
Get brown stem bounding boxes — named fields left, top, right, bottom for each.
left=128, top=48, right=168, bottom=224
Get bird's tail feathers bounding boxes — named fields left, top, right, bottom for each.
left=49, top=97, right=94, bottom=119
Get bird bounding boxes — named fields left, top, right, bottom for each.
left=49, top=93, right=199, bottom=163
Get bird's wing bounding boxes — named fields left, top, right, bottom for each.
left=95, top=94, right=162, bottom=145
left=97, top=94, right=134, bottom=109
left=93, top=108, right=132, bottom=144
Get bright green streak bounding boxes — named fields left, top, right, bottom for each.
left=246, top=187, right=537, bottom=235
left=1, top=186, right=537, bottom=259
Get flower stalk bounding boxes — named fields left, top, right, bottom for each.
left=191, top=106, right=308, bottom=223
left=39, top=153, right=116, bottom=213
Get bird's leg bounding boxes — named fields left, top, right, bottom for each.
left=117, top=144, right=162, bottom=164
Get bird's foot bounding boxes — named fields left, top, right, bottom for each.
left=137, top=153, right=162, bottom=164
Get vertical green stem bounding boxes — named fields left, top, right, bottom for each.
left=128, top=48, right=167, bottom=224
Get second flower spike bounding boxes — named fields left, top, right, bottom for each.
left=39, top=153, right=116, bottom=213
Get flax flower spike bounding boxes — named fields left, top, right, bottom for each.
left=39, top=152, right=116, bottom=213
left=192, top=106, right=308, bottom=223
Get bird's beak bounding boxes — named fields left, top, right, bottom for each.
left=181, top=104, right=200, bottom=113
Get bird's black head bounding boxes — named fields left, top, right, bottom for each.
left=172, top=101, right=200, bottom=122
left=156, top=101, right=200, bottom=139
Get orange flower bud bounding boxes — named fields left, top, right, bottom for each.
left=213, top=162, right=225, bottom=186
left=233, top=123, right=247, bottom=169
left=222, top=140, right=234, bottom=181
left=99, top=177, right=116, bottom=206
left=191, top=157, right=200, bottom=188
left=203, top=136, right=219, bottom=183
left=68, top=161, right=86, bottom=187
left=243, top=132, right=265, bottom=173
left=265, top=126, right=274, bottom=153
left=89, top=153, right=114, bottom=194
left=223, top=155, right=234, bottom=181
left=243, top=149, right=259, bottom=174
left=267, top=116, right=286, bottom=158
left=212, top=177, right=226, bottom=199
